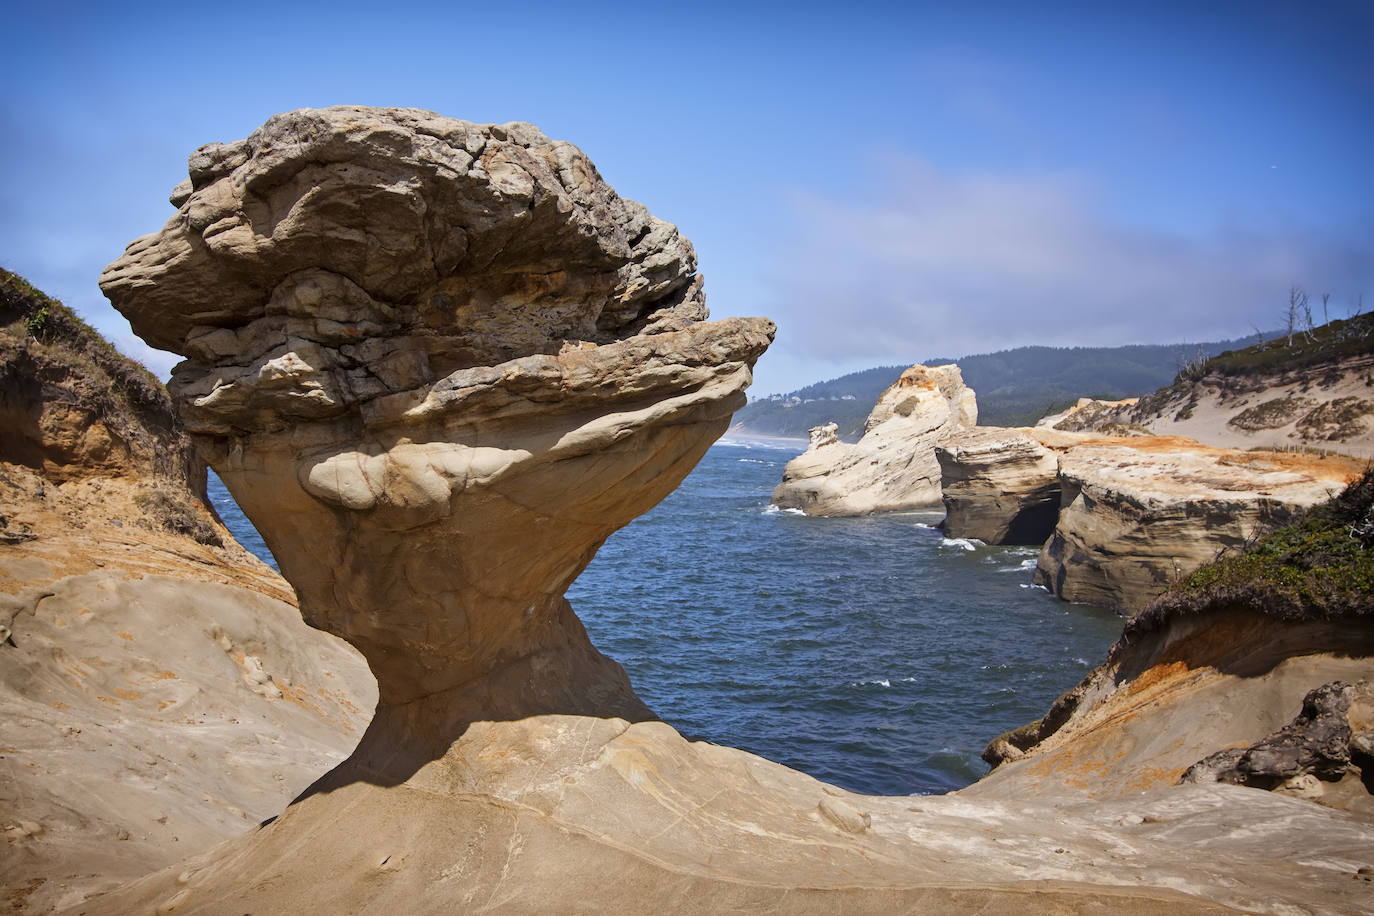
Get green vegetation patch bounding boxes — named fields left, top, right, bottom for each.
left=1193, top=312, right=1374, bottom=382
left=1294, top=397, right=1374, bottom=442
left=1133, top=468, right=1374, bottom=632
left=1228, top=396, right=1318, bottom=431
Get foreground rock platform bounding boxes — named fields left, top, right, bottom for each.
left=75, top=108, right=1374, bottom=914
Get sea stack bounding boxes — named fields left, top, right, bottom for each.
left=772, top=363, right=977, bottom=515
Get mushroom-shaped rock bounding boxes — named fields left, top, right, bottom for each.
left=101, top=106, right=774, bottom=727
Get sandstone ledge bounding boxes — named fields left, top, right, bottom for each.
left=1034, top=437, right=1364, bottom=614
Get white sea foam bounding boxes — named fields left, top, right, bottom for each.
left=763, top=505, right=806, bottom=516
left=940, top=537, right=982, bottom=551
left=850, top=678, right=892, bottom=688
left=737, top=458, right=766, bottom=464
left=995, top=556, right=1040, bottom=574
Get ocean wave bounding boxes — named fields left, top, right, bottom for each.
left=850, top=678, right=892, bottom=688
left=1019, top=583, right=1049, bottom=591
left=737, top=458, right=766, bottom=464
left=939, top=537, right=983, bottom=551
left=763, top=505, right=806, bottom=516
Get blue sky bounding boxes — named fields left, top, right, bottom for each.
left=3, top=0, right=1371, bottom=394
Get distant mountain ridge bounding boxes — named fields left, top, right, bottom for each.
left=735, top=336, right=1263, bottom=440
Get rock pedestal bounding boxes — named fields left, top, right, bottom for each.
left=101, top=108, right=773, bottom=739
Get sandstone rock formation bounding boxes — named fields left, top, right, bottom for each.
left=71, top=108, right=1374, bottom=914
left=772, top=364, right=976, bottom=515
left=1033, top=438, right=1363, bottom=614
left=972, top=597, right=1374, bottom=817
left=0, top=269, right=374, bottom=913
left=979, top=472, right=1374, bottom=827
left=935, top=426, right=1063, bottom=544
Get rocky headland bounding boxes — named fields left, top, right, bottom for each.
left=939, top=425, right=1364, bottom=614
left=1043, top=317, right=1374, bottom=458
left=0, top=269, right=375, bottom=913
left=772, top=363, right=976, bottom=515
left=3, top=108, right=1371, bottom=913
left=1033, top=438, right=1364, bottom=613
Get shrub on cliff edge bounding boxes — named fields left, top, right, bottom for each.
left=1131, top=468, right=1374, bottom=633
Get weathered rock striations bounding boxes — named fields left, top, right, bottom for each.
left=972, top=602, right=1374, bottom=810
left=935, top=426, right=1062, bottom=544
left=1033, top=438, right=1363, bottom=614
left=76, top=108, right=1374, bottom=915
left=772, top=364, right=977, bottom=516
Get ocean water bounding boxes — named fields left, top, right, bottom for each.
left=208, top=437, right=1123, bottom=797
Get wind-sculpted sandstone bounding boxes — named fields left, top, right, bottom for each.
left=772, top=364, right=977, bottom=515
left=75, top=108, right=1374, bottom=914
left=100, top=106, right=774, bottom=718
left=1033, top=438, right=1363, bottom=614
left=972, top=593, right=1374, bottom=813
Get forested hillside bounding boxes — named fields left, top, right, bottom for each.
left=735, top=337, right=1260, bottom=440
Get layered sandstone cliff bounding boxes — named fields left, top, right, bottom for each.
left=67, top=108, right=1374, bottom=915
left=1034, top=438, right=1363, bottom=614
left=935, top=426, right=1064, bottom=544
left=0, top=270, right=374, bottom=913
left=979, top=472, right=1374, bottom=817
left=772, top=364, right=977, bottom=515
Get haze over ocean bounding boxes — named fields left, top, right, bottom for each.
left=211, top=437, right=1122, bottom=795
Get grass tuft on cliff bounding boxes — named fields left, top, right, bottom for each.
left=1133, top=468, right=1374, bottom=632
left=0, top=266, right=169, bottom=411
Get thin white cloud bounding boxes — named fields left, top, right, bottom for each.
left=764, top=155, right=1373, bottom=364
